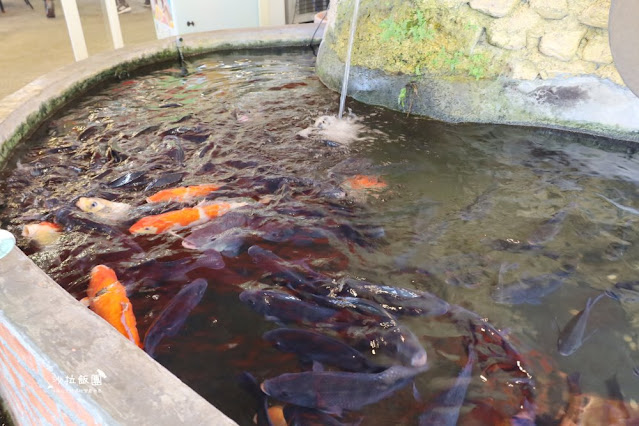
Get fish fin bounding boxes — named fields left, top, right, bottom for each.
left=412, top=382, right=422, bottom=402
left=79, top=297, right=90, bottom=307
left=312, top=361, right=324, bottom=372
left=604, top=290, right=620, bottom=302
left=167, top=231, right=184, bottom=240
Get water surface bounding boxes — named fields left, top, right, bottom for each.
left=2, top=48, right=639, bottom=424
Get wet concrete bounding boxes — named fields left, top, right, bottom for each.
left=0, top=0, right=156, bottom=99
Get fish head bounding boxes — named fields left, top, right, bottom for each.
left=239, top=290, right=265, bottom=313
left=88, top=265, right=119, bottom=299
left=129, top=217, right=166, bottom=234
left=22, top=222, right=62, bottom=245
left=260, top=375, right=317, bottom=408
left=76, top=197, right=106, bottom=214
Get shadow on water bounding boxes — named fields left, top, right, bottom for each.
left=2, top=47, right=639, bottom=424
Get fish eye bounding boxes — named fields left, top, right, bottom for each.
left=90, top=202, right=98, bottom=208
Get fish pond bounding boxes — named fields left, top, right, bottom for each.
left=2, top=47, right=639, bottom=424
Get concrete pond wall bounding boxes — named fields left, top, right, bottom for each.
left=317, top=0, right=639, bottom=142
left=0, top=24, right=324, bottom=425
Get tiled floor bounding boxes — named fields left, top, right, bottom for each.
left=0, top=0, right=156, bottom=99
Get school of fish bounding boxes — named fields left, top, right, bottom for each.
left=7, top=59, right=639, bottom=425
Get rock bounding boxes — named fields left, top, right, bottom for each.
left=529, top=0, right=568, bottom=20
left=468, top=0, right=519, bottom=18
left=539, top=18, right=588, bottom=61
left=487, top=6, right=542, bottom=50
left=596, top=64, right=625, bottom=86
left=581, top=32, right=613, bottom=64
left=508, top=59, right=539, bottom=80
left=527, top=49, right=597, bottom=79
left=577, top=1, right=610, bottom=29
left=433, top=0, right=468, bottom=7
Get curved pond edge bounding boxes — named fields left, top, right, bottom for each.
left=0, top=23, right=324, bottom=165
left=0, top=23, right=325, bottom=425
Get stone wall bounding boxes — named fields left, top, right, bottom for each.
left=317, top=0, right=639, bottom=142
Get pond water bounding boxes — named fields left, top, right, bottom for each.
left=2, top=47, right=639, bottom=424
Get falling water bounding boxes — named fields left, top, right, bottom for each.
left=338, top=0, right=361, bottom=119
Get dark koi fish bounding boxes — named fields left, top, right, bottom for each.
left=239, top=289, right=338, bottom=324
left=419, top=347, right=475, bottom=425
left=605, top=281, right=639, bottom=303
left=263, top=328, right=383, bottom=373
left=143, top=278, right=208, bottom=357
left=492, top=265, right=571, bottom=305
left=557, top=293, right=605, bottom=356
left=261, top=364, right=428, bottom=415
left=527, top=207, right=570, bottom=245
left=329, top=277, right=450, bottom=317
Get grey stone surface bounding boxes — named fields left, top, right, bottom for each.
left=0, top=246, right=237, bottom=425
left=316, top=42, right=639, bottom=142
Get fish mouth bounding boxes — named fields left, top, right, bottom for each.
left=411, top=351, right=428, bottom=367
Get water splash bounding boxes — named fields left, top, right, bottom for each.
left=338, top=0, right=361, bottom=119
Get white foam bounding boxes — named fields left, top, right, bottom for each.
left=297, top=114, right=366, bottom=146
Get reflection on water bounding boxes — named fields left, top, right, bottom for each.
left=2, top=48, right=639, bottom=424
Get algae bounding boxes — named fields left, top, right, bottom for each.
left=332, top=0, right=503, bottom=80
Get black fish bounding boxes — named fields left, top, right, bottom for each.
left=144, top=173, right=185, bottom=191
left=283, top=405, right=354, bottom=426
left=263, top=328, right=382, bottom=373
left=55, top=208, right=124, bottom=237
left=159, top=102, right=183, bottom=108
left=331, top=278, right=449, bottom=317
left=261, top=365, right=428, bottom=415
left=183, top=212, right=251, bottom=250
left=492, top=265, right=570, bottom=305
left=247, top=245, right=326, bottom=291
left=557, top=293, right=605, bottom=356
left=605, top=281, right=639, bottom=303
left=527, top=208, right=570, bottom=245
left=239, top=290, right=338, bottom=324
left=459, top=184, right=497, bottom=222
left=143, top=278, right=208, bottom=357
left=107, top=171, right=146, bottom=188
left=238, top=372, right=273, bottom=426
left=419, top=347, right=475, bottom=425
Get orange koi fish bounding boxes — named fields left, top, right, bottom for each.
left=146, top=184, right=221, bottom=203
left=87, top=265, right=141, bottom=348
left=22, top=221, right=62, bottom=245
left=129, top=201, right=249, bottom=235
left=342, top=175, right=387, bottom=190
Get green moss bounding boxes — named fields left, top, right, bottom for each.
left=333, top=0, right=503, bottom=81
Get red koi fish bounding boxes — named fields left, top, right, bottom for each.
left=146, top=184, right=221, bottom=203
left=87, top=265, right=142, bottom=348
left=129, top=201, right=249, bottom=235
left=342, top=175, right=387, bottom=190
left=22, top=221, right=62, bottom=245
